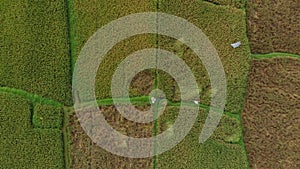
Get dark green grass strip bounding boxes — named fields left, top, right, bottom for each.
left=64, top=0, right=74, bottom=92
left=238, top=7, right=252, bottom=169
left=153, top=99, right=159, bottom=169
left=62, top=106, right=71, bottom=169
left=0, top=87, right=62, bottom=107
left=96, top=96, right=150, bottom=106
left=153, top=1, right=160, bottom=168
left=252, top=52, right=300, bottom=59
left=236, top=114, right=251, bottom=169
left=64, top=1, right=73, bottom=168
left=66, top=0, right=76, bottom=71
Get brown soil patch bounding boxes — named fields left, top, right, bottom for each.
left=247, top=0, right=300, bottom=55
left=242, top=58, right=300, bottom=169
left=69, top=105, right=154, bottom=169
left=129, top=69, right=155, bottom=97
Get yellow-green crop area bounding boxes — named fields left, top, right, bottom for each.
left=0, top=92, right=64, bottom=168
left=157, top=107, right=248, bottom=168
left=0, top=0, right=72, bottom=105
left=69, top=0, right=157, bottom=99
left=157, top=0, right=251, bottom=114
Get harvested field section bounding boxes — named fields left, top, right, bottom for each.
left=0, top=0, right=72, bottom=105
left=157, top=106, right=248, bottom=168
left=242, top=58, right=300, bottom=169
left=129, top=69, right=156, bottom=97
left=70, top=0, right=156, bottom=100
left=0, top=92, right=64, bottom=168
left=69, top=105, right=154, bottom=169
left=247, top=0, right=300, bottom=55
left=157, top=0, right=251, bottom=113
left=69, top=113, right=92, bottom=169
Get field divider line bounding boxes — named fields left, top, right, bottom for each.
left=64, top=0, right=75, bottom=111
left=62, top=106, right=71, bottom=169
left=94, top=96, right=240, bottom=119
left=0, top=87, right=62, bottom=107
left=237, top=113, right=251, bottom=169
left=65, top=0, right=76, bottom=72
left=64, top=0, right=74, bottom=168
left=0, top=85, right=241, bottom=120
left=153, top=3, right=160, bottom=168
left=242, top=4, right=257, bottom=167
left=252, top=52, right=300, bottom=59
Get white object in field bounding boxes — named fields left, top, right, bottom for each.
left=151, top=97, right=156, bottom=104
left=193, top=100, right=199, bottom=105
left=231, top=41, right=241, bottom=48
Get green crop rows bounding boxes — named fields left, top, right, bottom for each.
left=33, top=103, right=63, bottom=129
left=0, top=0, right=72, bottom=105
left=0, top=92, right=64, bottom=169
left=69, top=0, right=157, bottom=100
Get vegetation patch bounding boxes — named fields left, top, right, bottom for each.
left=247, top=0, right=300, bottom=55
left=157, top=106, right=248, bottom=168
left=242, top=58, right=300, bottom=169
left=69, top=105, right=154, bottom=169
left=33, top=103, right=63, bottom=129
left=0, top=92, right=64, bottom=169
left=157, top=0, right=251, bottom=114
left=70, top=0, right=156, bottom=100
left=129, top=69, right=156, bottom=98
left=0, top=0, right=72, bottom=105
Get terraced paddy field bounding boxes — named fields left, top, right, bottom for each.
left=0, top=0, right=299, bottom=168
left=242, top=57, right=300, bottom=169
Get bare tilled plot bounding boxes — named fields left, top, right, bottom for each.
left=129, top=69, right=156, bottom=98
left=242, top=58, right=300, bottom=169
left=69, top=105, right=154, bottom=169
left=247, top=0, right=300, bottom=54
